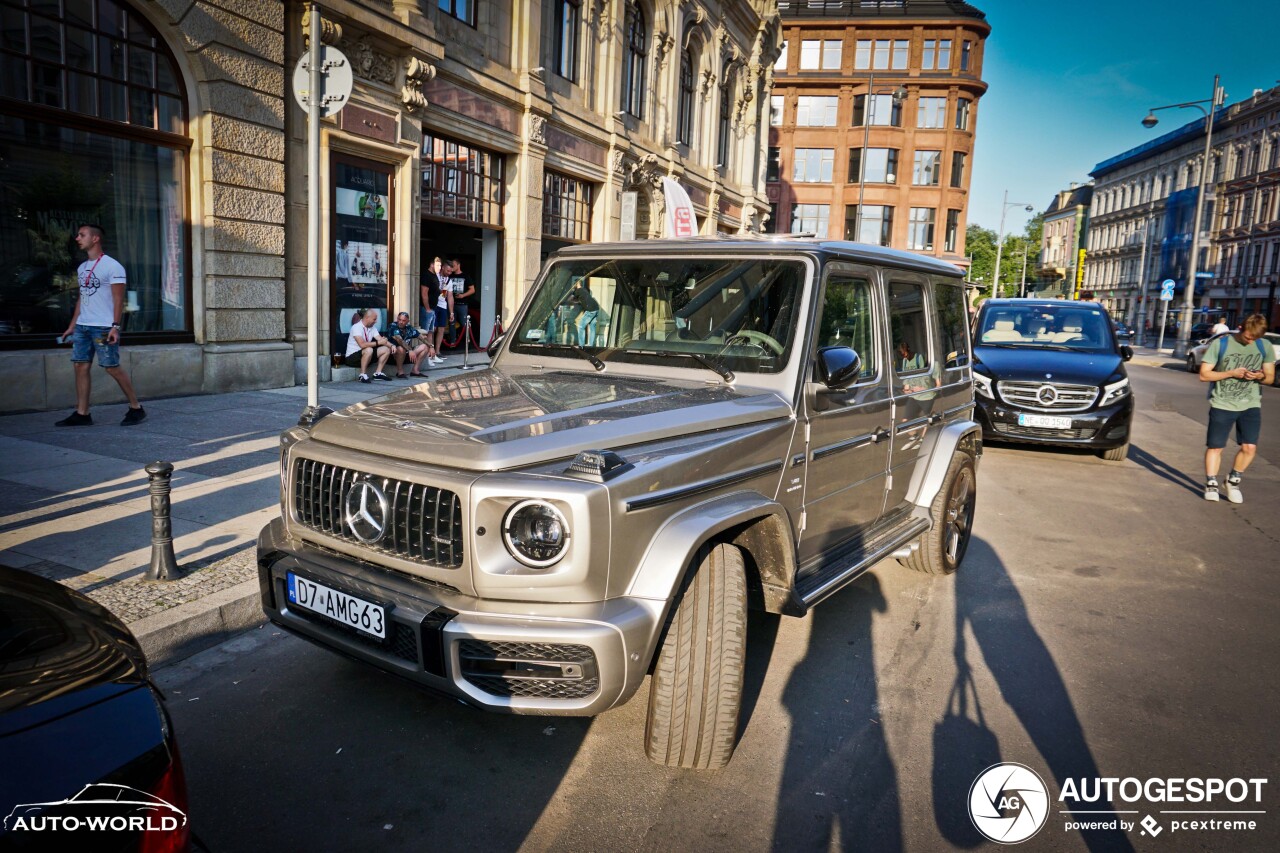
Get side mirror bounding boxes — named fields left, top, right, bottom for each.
left=487, top=331, right=506, bottom=359
left=1119, top=345, right=1133, bottom=362
left=816, top=346, right=862, bottom=390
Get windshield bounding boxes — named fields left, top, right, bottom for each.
left=510, top=256, right=808, bottom=375
left=976, top=304, right=1115, bottom=352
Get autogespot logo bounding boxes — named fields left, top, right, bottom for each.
left=969, top=763, right=1051, bottom=844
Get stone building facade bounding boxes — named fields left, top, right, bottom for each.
left=1085, top=83, right=1280, bottom=332
left=0, top=0, right=780, bottom=412
left=766, top=0, right=988, bottom=266
left=1036, top=182, right=1092, bottom=299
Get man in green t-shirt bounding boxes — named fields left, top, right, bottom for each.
left=1198, top=314, right=1276, bottom=503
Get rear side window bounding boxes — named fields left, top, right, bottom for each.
left=889, top=281, right=931, bottom=375
left=817, top=276, right=878, bottom=382
left=934, top=281, right=970, bottom=371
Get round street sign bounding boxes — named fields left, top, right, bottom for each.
left=291, top=46, right=354, bottom=118
left=1160, top=278, right=1175, bottom=301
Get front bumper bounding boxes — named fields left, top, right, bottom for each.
left=975, top=393, right=1134, bottom=449
left=257, top=519, right=662, bottom=716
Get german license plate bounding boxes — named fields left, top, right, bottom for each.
left=287, top=572, right=386, bottom=639
left=1018, top=413, right=1073, bottom=429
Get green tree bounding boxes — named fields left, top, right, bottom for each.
left=966, top=216, right=1043, bottom=298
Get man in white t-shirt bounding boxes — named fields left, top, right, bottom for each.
left=56, top=224, right=145, bottom=427
left=1210, top=316, right=1231, bottom=336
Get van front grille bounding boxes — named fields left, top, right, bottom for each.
left=997, top=380, right=1099, bottom=412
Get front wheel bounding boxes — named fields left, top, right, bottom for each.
left=1187, top=355, right=1198, bottom=373
left=1099, top=441, right=1130, bottom=461
left=900, top=451, right=976, bottom=575
left=645, top=543, right=747, bottom=770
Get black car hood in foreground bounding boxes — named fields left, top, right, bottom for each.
left=973, top=345, right=1124, bottom=385
left=0, top=566, right=148, bottom=736
left=309, top=368, right=794, bottom=470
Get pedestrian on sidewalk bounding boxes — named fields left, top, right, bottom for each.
left=344, top=308, right=395, bottom=383
left=56, top=225, right=146, bottom=427
left=1211, top=315, right=1231, bottom=336
left=445, top=258, right=474, bottom=346
left=1199, top=313, right=1275, bottom=503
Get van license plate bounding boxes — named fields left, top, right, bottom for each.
left=1018, top=414, right=1073, bottom=429
left=287, top=572, right=386, bottom=639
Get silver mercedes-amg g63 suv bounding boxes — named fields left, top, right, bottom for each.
left=258, top=238, right=980, bottom=769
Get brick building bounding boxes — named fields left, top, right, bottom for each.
left=766, top=0, right=988, bottom=266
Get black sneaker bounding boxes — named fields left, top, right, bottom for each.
left=373, top=372, right=392, bottom=381
left=121, top=406, right=147, bottom=426
left=55, top=411, right=93, bottom=427
left=358, top=374, right=371, bottom=383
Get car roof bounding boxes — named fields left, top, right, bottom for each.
left=550, top=236, right=965, bottom=279
left=980, top=298, right=1107, bottom=310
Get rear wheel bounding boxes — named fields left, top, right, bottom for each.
left=644, top=543, right=747, bottom=770
left=900, top=451, right=976, bottom=575
left=1186, top=355, right=1198, bottom=372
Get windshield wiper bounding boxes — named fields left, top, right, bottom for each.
left=677, top=351, right=735, bottom=383
left=565, top=342, right=606, bottom=371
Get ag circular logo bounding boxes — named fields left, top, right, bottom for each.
left=969, top=763, right=1050, bottom=844
left=1037, top=385, right=1058, bottom=405
left=343, top=478, right=390, bottom=544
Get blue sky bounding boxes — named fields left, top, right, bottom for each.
left=969, top=0, right=1280, bottom=235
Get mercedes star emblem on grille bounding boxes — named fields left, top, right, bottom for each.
left=1037, top=385, right=1058, bottom=405
left=344, top=478, right=390, bottom=544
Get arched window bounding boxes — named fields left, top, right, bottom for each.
left=621, top=4, right=647, bottom=119
left=716, top=61, right=733, bottom=169
left=676, top=46, right=696, bottom=146
left=0, top=0, right=191, bottom=348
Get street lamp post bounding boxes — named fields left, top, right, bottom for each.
left=853, top=73, right=907, bottom=242
left=1141, top=74, right=1226, bottom=358
left=992, top=189, right=1034, bottom=299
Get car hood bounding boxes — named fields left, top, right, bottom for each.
left=0, top=567, right=148, bottom=736
left=308, top=368, right=795, bottom=470
left=973, top=346, right=1123, bottom=385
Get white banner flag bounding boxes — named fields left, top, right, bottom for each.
left=661, top=177, right=698, bottom=238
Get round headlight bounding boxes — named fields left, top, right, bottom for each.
left=502, top=500, right=570, bottom=568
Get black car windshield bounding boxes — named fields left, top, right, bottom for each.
left=976, top=304, right=1115, bottom=352
left=510, top=257, right=807, bottom=374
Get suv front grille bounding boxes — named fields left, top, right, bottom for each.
left=293, top=459, right=463, bottom=568
left=997, top=380, right=1099, bottom=412
left=458, top=640, right=599, bottom=700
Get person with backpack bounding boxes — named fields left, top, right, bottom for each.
left=1199, top=313, right=1275, bottom=503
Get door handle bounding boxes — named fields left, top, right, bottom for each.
left=928, top=413, right=942, bottom=425
left=872, top=428, right=891, bottom=444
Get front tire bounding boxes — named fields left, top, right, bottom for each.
left=1100, top=441, right=1130, bottom=461
left=1187, top=355, right=1197, bottom=372
left=900, top=451, right=976, bottom=575
left=644, top=543, right=747, bottom=770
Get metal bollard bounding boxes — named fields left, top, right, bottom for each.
left=145, top=461, right=180, bottom=581
left=460, top=316, right=476, bottom=371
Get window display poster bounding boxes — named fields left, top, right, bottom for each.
left=333, top=161, right=390, bottom=356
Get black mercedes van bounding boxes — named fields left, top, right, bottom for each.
left=971, top=299, right=1135, bottom=460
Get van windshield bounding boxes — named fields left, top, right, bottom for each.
left=976, top=304, right=1115, bottom=352
left=510, top=257, right=808, bottom=374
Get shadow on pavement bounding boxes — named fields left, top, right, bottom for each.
left=1127, top=444, right=1202, bottom=496
left=943, top=538, right=1133, bottom=852
left=772, top=572, right=902, bottom=851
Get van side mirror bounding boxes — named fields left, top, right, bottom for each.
left=1119, top=345, right=1133, bottom=362
left=816, top=346, right=862, bottom=390
left=487, top=331, right=506, bottom=359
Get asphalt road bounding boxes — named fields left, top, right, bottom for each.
left=157, top=362, right=1280, bottom=852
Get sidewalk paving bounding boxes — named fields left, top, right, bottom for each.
left=0, top=355, right=489, bottom=666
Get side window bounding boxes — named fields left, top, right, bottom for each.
left=934, top=281, right=971, bottom=371
left=889, top=281, right=932, bottom=376
left=817, top=276, right=878, bottom=382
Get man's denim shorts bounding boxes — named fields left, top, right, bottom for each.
left=419, top=307, right=437, bottom=333
left=71, top=324, right=120, bottom=368
left=1206, top=405, right=1262, bottom=448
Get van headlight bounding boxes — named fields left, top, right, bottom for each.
left=502, top=500, right=570, bottom=568
left=1100, top=377, right=1131, bottom=406
left=973, top=371, right=994, bottom=399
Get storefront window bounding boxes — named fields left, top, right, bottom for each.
left=0, top=115, right=187, bottom=344
left=0, top=0, right=190, bottom=348
left=421, top=132, right=504, bottom=227
left=542, top=170, right=592, bottom=243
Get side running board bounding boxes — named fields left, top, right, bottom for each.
left=795, top=517, right=931, bottom=609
